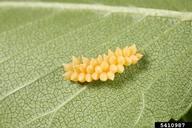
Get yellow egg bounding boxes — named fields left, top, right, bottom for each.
left=78, top=73, right=85, bottom=83
left=95, top=66, right=103, bottom=74
left=117, top=65, right=124, bottom=73
left=109, top=55, right=117, bottom=64
left=85, top=74, right=92, bottom=82
left=117, top=56, right=125, bottom=65
left=107, top=72, right=115, bottom=80
left=86, top=65, right=94, bottom=74
left=92, top=72, right=99, bottom=80
left=115, top=47, right=123, bottom=56
left=109, top=64, right=118, bottom=73
left=100, top=72, right=108, bottom=81
left=63, top=63, right=73, bottom=71
left=70, top=72, right=78, bottom=81
left=101, top=61, right=109, bottom=72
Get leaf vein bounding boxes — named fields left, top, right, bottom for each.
left=0, top=2, right=192, bottom=20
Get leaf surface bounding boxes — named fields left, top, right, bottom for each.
left=0, top=1, right=192, bottom=128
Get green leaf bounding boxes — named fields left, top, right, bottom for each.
left=0, top=1, right=192, bottom=128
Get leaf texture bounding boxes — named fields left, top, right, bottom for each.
left=0, top=1, right=192, bottom=128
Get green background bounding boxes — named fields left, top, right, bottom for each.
left=0, top=0, right=192, bottom=128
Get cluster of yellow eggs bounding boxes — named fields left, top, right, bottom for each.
left=63, top=45, right=143, bottom=83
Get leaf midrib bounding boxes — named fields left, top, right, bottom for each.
left=0, top=1, right=192, bottom=20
